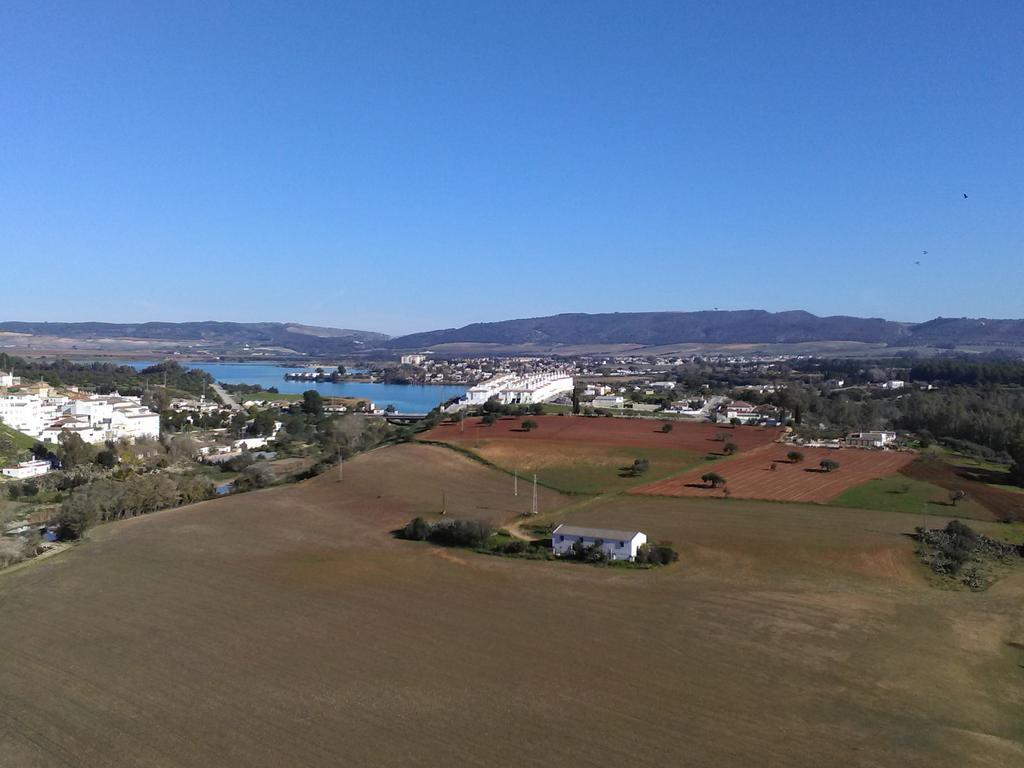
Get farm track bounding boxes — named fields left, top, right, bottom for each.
left=901, top=459, right=1024, bottom=522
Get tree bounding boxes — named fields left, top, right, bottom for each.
left=249, top=409, right=278, bottom=437
left=629, top=458, right=650, bottom=476
left=57, top=432, right=94, bottom=469
left=729, top=417, right=741, bottom=426
left=723, top=442, right=739, bottom=455
left=950, top=489, right=967, bottom=506
left=661, top=422, right=673, bottom=433
left=95, top=447, right=118, bottom=469
left=521, top=420, right=538, bottom=432
left=481, top=412, right=498, bottom=425
left=701, top=472, right=726, bottom=488
left=336, top=365, right=346, bottom=375
left=529, top=403, right=544, bottom=415
left=229, top=411, right=249, bottom=438
left=571, top=386, right=581, bottom=415
left=787, top=450, right=804, bottom=463
left=385, top=404, right=397, bottom=414
left=301, top=390, right=324, bottom=417
left=819, top=459, right=840, bottom=472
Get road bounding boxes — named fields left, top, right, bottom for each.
left=211, top=382, right=244, bottom=412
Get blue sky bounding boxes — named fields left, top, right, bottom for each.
left=1, top=1, right=1021, bottom=335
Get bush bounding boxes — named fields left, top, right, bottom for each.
left=723, top=442, right=739, bottom=455
left=482, top=412, right=498, bottom=425
left=660, top=422, right=673, bottom=433
left=819, top=459, right=840, bottom=472
left=787, top=451, right=804, bottom=463
left=400, top=517, right=495, bottom=549
left=628, top=458, right=650, bottom=476
left=521, top=419, right=538, bottom=432
left=403, top=516, right=431, bottom=541
left=635, top=542, right=679, bottom=566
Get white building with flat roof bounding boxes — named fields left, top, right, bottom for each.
left=463, top=372, right=574, bottom=406
left=1, top=460, right=51, bottom=480
left=551, top=525, right=648, bottom=561
left=846, top=431, right=897, bottom=449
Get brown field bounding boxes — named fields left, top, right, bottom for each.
left=902, top=458, right=1024, bottom=522
left=423, top=414, right=783, bottom=452
left=633, top=446, right=916, bottom=502
left=1, top=443, right=1022, bottom=767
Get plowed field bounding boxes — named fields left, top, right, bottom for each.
left=423, top=415, right=782, bottom=452
left=634, top=446, right=915, bottom=502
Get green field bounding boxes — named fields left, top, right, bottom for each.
left=455, top=440, right=710, bottom=495
left=832, top=474, right=991, bottom=520
left=0, top=423, right=38, bottom=465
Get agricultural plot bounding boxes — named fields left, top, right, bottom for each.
left=832, top=474, right=994, bottom=520
left=421, top=416, right=781, bottom=494
left=901, top=457, right=1024, bottom=522
left=633, top=446, right=915, bottom=503
left=423, top=415, right=783, bottom=453
left=0, top=443, right=1022, bottom=767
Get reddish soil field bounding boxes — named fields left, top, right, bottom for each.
left=633, top=446, right=916, bottom=503
left=901, top=459, right=1024, bottom=522
left=423, top=415, right=782, bottom=452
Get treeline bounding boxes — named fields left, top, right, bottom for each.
left=56, top=473, right=216, bottom=538
left=909, top=359, right=1024, bottom=386
left=0, top=355, right=213, bottom=398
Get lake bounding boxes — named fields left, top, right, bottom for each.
left=125, top=362, right=465, bottom=414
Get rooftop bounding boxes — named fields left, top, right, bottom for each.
left=553, top=524, right=645, bottom=541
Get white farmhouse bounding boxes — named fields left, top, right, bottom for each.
left=1, top=460, right=52, bottom=479
left=845, top=431, right=897, bottom=449
left=551, top=525, right=648, bottom=561
left=591, top=395, right=625, bottom=409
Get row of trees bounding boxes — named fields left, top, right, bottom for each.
left=56, top=472, right=216, bottom=539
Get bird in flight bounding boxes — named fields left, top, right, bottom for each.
left=922, top=250, right=928, bottom=255
left=915, top=260, right=921, bottom=266
left=963, top=193, right=969, bottom=199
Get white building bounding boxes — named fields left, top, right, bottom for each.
left=592, top=395, right=625, bottom=409
left=463, top=372, right=574, bottom=406
left=400, top=354, right=428, bottom=366
left=0, top=371, right=20, bottom=388
left=1, top=459, right=51, bottom=479
left=720, top=400, right=758, bottom=423
left=846, top=431, right=897, bottom=449
left=881, top=380, right=905, bottom=390
left=551, top=525, right=648, bottom=562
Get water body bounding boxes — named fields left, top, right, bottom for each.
left=124, top=361, right=465, bottom=413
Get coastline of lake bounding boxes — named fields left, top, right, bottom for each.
left=125, top=361, right=464, bottom=414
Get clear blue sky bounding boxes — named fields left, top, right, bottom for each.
left=2, top=1, right=1021, bottom=335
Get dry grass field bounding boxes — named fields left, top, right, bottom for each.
left=635, top=445, right=916, bottom=503
left=1, top=443, right=1022, bottom=767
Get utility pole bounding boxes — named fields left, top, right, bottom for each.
left=441, top=491, right=447, bottom=516
left=337, top=451, right=343, bottom=482
left=514, top=468, right=518, bottom=497
left=531, top=474, right=538, bottom=516
left=460, top=409, right=465, bottom=433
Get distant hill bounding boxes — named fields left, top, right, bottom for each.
left=387, top=310, right=912, bottom=349
left=387, top=310, right=1024, bottom=351
left=0, top=321, right=389, bottom=356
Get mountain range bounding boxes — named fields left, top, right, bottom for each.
left=3, top=312, right=1024, bottom=356
left=385, top=311, right=1024, bottom=350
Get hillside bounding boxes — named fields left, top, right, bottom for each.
left=388, top=310, right=913, bottom=349
left=0, top=321, right=388, bottom=357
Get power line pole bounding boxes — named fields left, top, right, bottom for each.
left=337, top=451, right=343, bottom=482
left=514, top=468, right=518, bottom=497
left=531, top=474, right=538, bottom=516
left=460, top=409, right=465, bottom=433
left=441, top=491, right=447, bottom=516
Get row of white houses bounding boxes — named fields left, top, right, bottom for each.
left=0, top=382, right=160, bottom=446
